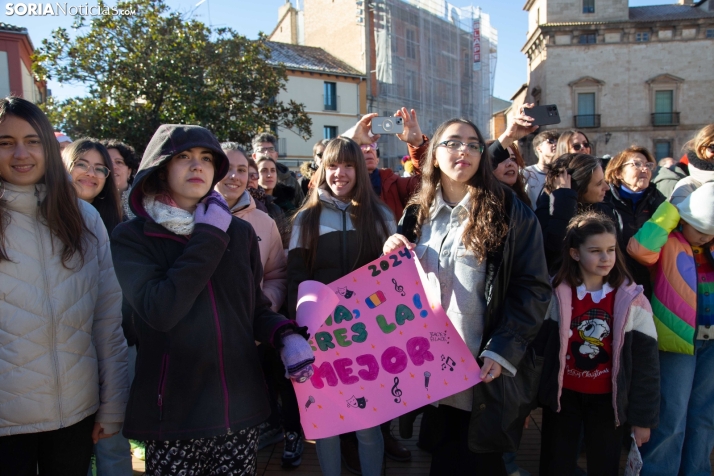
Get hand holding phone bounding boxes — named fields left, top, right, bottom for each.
left=371, top=116, right=405, bottom=135
left=523, top=104, right=561, bottom=126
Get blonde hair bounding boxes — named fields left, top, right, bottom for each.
left=686, top=124, right=714, bottom=160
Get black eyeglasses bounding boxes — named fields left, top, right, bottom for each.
left=571, top=142, right=591, bottom=152
left=546, top=138, right=557, bottom=145
left=706, top=144, right=714, bottom=153
left=316, top=153, right=323, bottom=159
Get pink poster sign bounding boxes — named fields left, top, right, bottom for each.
left=293, top=248, right=481, bottom=440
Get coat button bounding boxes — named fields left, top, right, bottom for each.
left=704, top=335, right=710, bottom=340
left=479, top=404, right=486, bottom=410
left=443, top=250, right=450, bottom=257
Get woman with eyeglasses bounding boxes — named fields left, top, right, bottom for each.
left=383, top=118, right=551, bottom=476
left=670, top=123, right=714, bottom=206
left=555, top=129, right=592, bottom=157
left=0, top=97, right=128, bottom=475
left=536, top=153, right=616, bottom=275
left=63, top=138, right=123, bottom=235
left=604, top=146, right=665, bottom=298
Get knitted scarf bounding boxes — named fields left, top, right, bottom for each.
left=143, top=194, right=195, bottom=236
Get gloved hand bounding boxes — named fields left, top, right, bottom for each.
left=194, top=191, right=232, bottom=232
left=280, top=333, right=315, bottom=383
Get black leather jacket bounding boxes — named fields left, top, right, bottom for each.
left=400, top=188, right=552, bottom=453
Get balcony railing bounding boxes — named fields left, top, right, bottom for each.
left=574, top=114, right=601, bottom=128
left=651, top=112, right=680, bottom=127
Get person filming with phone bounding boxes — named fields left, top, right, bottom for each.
left=340, top=109, right=426, bottom=221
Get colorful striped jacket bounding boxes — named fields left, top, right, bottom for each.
left=627, top=201, right=714, bottom=355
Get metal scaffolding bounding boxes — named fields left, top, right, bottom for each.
left=369, top=0, right=497, bottom=161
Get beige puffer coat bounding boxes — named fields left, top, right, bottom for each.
left=0, top=182, right=128, bottom=436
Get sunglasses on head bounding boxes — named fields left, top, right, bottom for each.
left=571, top=142, right=590, bottom=152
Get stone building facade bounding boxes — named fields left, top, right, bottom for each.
left=521, top=0, right=714, bottom=159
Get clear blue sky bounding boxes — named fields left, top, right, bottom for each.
left=3, top=0, right=676, bottom=101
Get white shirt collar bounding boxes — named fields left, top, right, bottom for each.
left=576, top=282, right=614, bottom=304
left=431, top=186, right=471, bottom=219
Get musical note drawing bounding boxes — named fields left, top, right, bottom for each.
left=391, top=377, right=403, bottom=403
left=441, top=354, right=456, bottom=371
left=392, top=278, right=406, bottom=296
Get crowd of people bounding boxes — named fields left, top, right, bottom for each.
left=0, top=94, right=712, bottom=476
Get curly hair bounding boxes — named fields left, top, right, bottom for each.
left=408, top=118, right=508, bottom=262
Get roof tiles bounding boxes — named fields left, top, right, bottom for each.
left=265, top=41, right=363, bottom=77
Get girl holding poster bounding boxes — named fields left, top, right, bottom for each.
left=288, top=136, right=396, bottom=476
left=384, top=118, right=551, bottom=476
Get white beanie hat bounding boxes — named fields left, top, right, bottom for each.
left=676, top=182, right=714, bottom=235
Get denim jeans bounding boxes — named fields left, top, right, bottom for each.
left=90, top=344, right=137, bottom=476
left=641, top=340, right=714, bottom=476
left=315, top=426, right=384, bottom=476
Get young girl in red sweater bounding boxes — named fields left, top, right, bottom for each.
left=538, top=211, right=660, bottom=475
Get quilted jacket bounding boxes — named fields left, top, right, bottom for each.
left=627, top=201, right=713, bottom=355
left=0, top=182, right=129, bottom=436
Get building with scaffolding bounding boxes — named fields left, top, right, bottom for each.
left=270, top=0, right=497, bottom=166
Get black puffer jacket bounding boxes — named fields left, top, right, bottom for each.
left=112, top=125, right=298, bottom=441
left=606, top=183, right=665, bottom=298
left=400, top=189, right=552, bottom=453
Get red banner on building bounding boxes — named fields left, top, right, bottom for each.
left=473, top=19, right=481, bottom=65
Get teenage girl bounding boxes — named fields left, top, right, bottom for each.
left=0, top=97, right=128, bottom=475
left=110, top=124, right=314, bottom=475
left=539, top=211, right=659, bottom=476
left=287, top=136, right=396, bottom=476
left=383, top=118, right=551, bottom=476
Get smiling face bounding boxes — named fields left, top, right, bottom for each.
left=165, top=147, right=215, bottom=211
left=215, top=149, right=249, bottom=208
left=69, top=149, right=108, bottom=203
left=0, top=115, right=46, bottom=186
left=434, top=122, right=482, bottom=187
left=258, top=159, right=277, bottom=193
left=617, top=152, right=652, bottom=193
left=581, top=165, right=609, bottom=204
left=492, top=148, right=519, bottom=186
left=326, top=162, right=357, bottom=199
left=570, top=232, right=617, bottom=284
left=108, top=147, right=131, bottom=193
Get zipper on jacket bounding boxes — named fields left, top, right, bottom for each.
left=341, top=209, right=348, bottom=276
left=157, top=354, right=170, bottom=422
left=207, top=280, right=232, bottom=435
left=34, top=203, right=64, bottom=427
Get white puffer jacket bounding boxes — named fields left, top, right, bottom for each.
left=0, top=182, right=128, bottom=436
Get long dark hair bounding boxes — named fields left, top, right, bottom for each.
left=555, top=129, right=591, bottom=157
left=552, top=211, right=632, bottom=289
left=409, top=118, right=508, bottom=261
left=0, top=97, right=89, bottom=266
left=488, top=139, right=531, bottom=207
left=296, top=137, right=391, bottom=273
left=63, top=138, right=123, bottom=234
left=544, top=153, right=602, bottom=202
